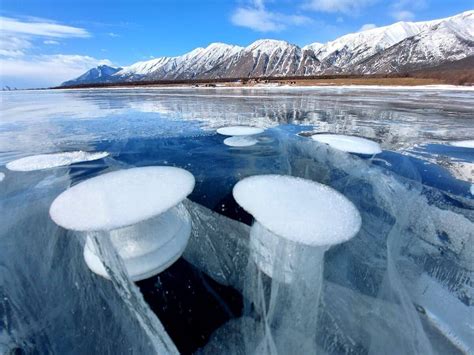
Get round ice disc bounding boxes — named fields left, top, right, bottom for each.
left=311, top=134, right=382, bottom=155
left=50, top=166, right=195, bottom=231
left=233, top=175, right=361, bottom=246
left=224, top=136, right=258, bottom=147
left=216, top=126, right=264, bottom=136
left=450, top=140, right=474, bottom=148
left=84, top=205, right=192, bottom=281
left=6, top=151, right=109, bottom=172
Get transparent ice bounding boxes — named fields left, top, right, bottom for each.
left=0, top=87, right=472, bottom=354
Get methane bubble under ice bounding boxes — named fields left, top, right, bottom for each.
left=0, top=172, right=4, bottom=181
left=233, top=174, right=361, bottom=246
left=233, top=175, right=361, bottom=353
left=217, top=126, right=264, bottom=136
left=449, top=139, right=474, bottom=148
left=50, top=166, right=195, bottom=281
left=6, top=151, right=109, bottom=172
left=311, top=134, right=382, bottom=155
left=50, top=166, right=195, bottom=232
left=224, top=136, right=258, bottom=147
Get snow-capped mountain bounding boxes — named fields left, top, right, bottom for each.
left=116, top=43, right=243, bottom=81
left=62, top=65, right=122, bottom=86
left=355, top=10, right=474, bottom=73
left=61, top=11, right=473, bottom=86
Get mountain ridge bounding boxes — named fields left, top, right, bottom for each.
left=62, top=10, right=474, bottom=86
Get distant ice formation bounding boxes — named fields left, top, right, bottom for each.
left=311, top=134, right=382, bottom=155
left=6, top=151, right=109, bottom=172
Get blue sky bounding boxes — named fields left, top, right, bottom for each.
left=0, top=0, right=472, bottom=88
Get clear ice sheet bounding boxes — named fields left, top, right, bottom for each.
left=1, top=87, right=473, bottom=354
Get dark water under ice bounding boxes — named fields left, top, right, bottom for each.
left=0, top=87, right=472, bottom=354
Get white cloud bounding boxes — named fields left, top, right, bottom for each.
left=43, top=40, right=60, bottom=45
left=108, top=32, right=119, bottom=37
left=0, top=54, right=112, bottom=88
left=391, top=0, right=426, bottom=21
left=392, top=10, right=415, bottom=21
left=303, top=0, right=376, bottom=14
left=0, top=36, right=31, bottom=57
left=358, top=23, right=377, bottom=31
left=0, top=16, right=90, bottom=38
left=231, top=0, right=311, bottom=32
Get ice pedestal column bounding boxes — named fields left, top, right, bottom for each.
left=233, top=175, right=361, bottom=354
left=248, top=222, right=329, bottom=353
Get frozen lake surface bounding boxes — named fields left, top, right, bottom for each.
left=0, top=87, right=473, bottom=354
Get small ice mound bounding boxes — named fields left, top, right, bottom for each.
left=0, top=172, right=4, bottom=182
left=311, top=134, right=382, bottom=155
left=50, top=166, right=195, bottom=232
left=233, top=175, right=361, bottom=246
left=6, top=151, right=109, bottom=172
left=224, top=136, right=258, bottom=147
left=471, top=184, right=474, bottom=196
left=449, top=140, right=474, bottom=149
left=84, top=205, right=191, bottom=281
left=217, top=126, right=264, bottom=136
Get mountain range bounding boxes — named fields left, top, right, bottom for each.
left=61, top=10, right=474, bottom=87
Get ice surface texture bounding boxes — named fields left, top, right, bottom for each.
left=311, top=134, right=382, bottom=155
left=6, top=151, right=109, bottom=171
left=217, top=126, right=264, bottom=136
left=233, top=175, right=362, bottom=246
left=224, top=136, right=258, bottom=147
left=50, top=166, right=195, bottom=231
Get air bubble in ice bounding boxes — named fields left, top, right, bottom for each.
left=84, top=205, right=191, bottom=281
left=311, top=134, right=382, bottom=155
left=450, top=140, right=474, bottom=148
left=224, top=136, right=258, bottom=147
left=6, top=151, right=109, bottom=172
left=233, top=174, right=361, bottom=246
left=233, top=174, right=362, bottom=353
left=50, top=166, right=195, bottom=232
left=217, top=126, right=264, bottom=136
left=0, top=172, right=4, bottom=182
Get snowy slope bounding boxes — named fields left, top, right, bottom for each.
left=356, top=11, right=474, bottom=73
left=115, top=43, right=243, bottom=80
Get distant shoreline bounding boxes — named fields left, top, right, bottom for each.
left=52, top=67, right=474, bottom=90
